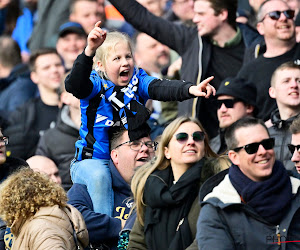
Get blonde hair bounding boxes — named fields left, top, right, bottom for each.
left=0, top=168, right=67, bottom=227
left=131, top=117, right=217, bottom=225
left=94, top=31, right=134, bottom=79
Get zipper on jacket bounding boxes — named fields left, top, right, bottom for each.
left=176, top=218, right=184, bottom=231
left=276, top=225, right=281, bottom=245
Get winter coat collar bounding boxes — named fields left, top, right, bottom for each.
left=202, top=172, right=300, bottom=207
left=270, top=109, right=300, bottom=129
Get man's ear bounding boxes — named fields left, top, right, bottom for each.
left=256, top=22, right=265, bottom=36
left=111, top=149, right=118, bottom=166
left=269, top=86, right=276, bottom=99
left=228, top=150, right=240, bottom=166
left=30, top=71, right=39, bottom=85
left=218, top=9, right=228, bottom=22
left=246, top=104, right=255, bottom=115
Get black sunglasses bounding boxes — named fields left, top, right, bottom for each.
left=287, top=144, right=300, bottom=155
left=260, top=10, right=295, bottom=22
left=175, top=131, right=205, bottom=143
left=215, top=99, right=241, bottom=109
left=233, top=138, right=275, bottom=154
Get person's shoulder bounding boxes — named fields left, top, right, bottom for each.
left=199, top=168, right=229, bottom=202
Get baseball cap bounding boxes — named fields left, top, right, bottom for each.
left=58, top=22, right=87, bottom=38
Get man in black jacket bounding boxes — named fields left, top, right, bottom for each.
left=210, top=77, right=256, bottom=154
left=109, top=0, right=246, bottom=139
left=4, top=48, right=65, bottom=160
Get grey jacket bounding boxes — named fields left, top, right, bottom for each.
left=197, top=172, right=300, bottom=250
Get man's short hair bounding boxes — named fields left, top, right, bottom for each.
left=0, top=35, right=21, bottom=68
left=196, top=0, right=237, bottom=29
left=109, top=127, right=128, bottom=151
left=290, top=116, right=300, bottom=134
left=29, top=48, right=60, bottom=72
left=225, top=117, right=269, bottom=150
left=257, top=0, right=288, bottom=22
left=271, top=61, right=300, bottom=87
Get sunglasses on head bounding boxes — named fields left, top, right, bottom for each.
left=215, top=99, right=241, bottom=109
left=175, top=131, right=205, bottom=143
left=232, top=138, right=275, bottom=154
left=287, top=144, right=300, bottom=155
left=260, top=9, right=295, bottom=22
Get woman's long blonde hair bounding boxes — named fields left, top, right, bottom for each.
left=0, top=168, right=67, bottom=227
left=131, top=117, right=217, bottom=225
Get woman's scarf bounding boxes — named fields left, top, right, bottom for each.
left=229, top=160, right=293, bottom=225
left=143, top=159, right=205, bottom=250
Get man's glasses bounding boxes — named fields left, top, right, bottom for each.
left=215, top=99, right=241, bottom=109
left=114, top=140, right=158, bottom=151
left=175, top=131, right=205, bottom=143
left=232, top=138, right=275, bottom=154
left=0, top=136, right=8, bottom=146
left=260, top=10, right=295, bottom=22
left=287, top=144, right=300, bottom=155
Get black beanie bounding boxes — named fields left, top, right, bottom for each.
left=216, top=77, right=257, bottom=107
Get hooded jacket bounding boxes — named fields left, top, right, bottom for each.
left=10, top=204, right=89, bottom=250
left=196, top=169, right=300, bottom=249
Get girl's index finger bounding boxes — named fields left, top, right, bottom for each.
left=203, top=76, right=214, bottom=84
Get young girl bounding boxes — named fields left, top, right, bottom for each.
left=65, top=21, right=215, bottom=216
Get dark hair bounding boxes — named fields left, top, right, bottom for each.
left=225, top=117, right=269, bottom=149
left=290, top=116, right=300, bottom=134
left=2, top=0, right=21, bottom=35
left=29, top=48, right=61, bottom=72
left=0, top=36, right=21, bottom=68
left=109, top=127, right=128, bottom=151
left=197, top=0, right=237, bottom=29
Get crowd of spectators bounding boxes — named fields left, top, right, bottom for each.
left=0, top=0, right=300, bottom=249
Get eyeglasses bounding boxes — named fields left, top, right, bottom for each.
left=259, top=10, right=295, bottom=22
left=215, top=99, right=241, bottom=109
left=232, top=138, right=275, bottom=154
left=0, top=136, right=8, bottom=146
left=175, top=131, right=205, bottom=143
left=287, top=144, right=300, bottom=155
left=114, top=140, right=158, bottom=151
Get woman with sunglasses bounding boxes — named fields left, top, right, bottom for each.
left=126, top=117, right=218, bottom=250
